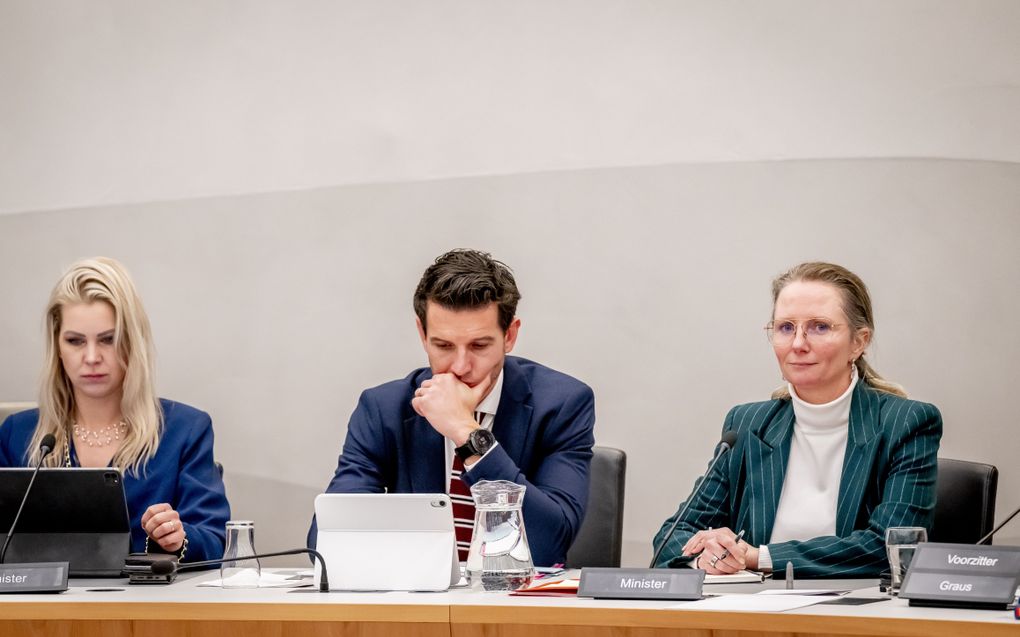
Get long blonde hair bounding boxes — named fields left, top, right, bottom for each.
left=30, top=257, right=163, bottom=474
left=769, top=262, right=907, bottom=400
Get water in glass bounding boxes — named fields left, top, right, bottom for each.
left=886, top=544, right=917, bottom=589
left=884, top=526, right=926, bottom=594
left=466, top=480, right=535, bottom=591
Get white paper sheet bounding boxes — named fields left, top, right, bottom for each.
left=758, top=588, right=849, bottom=596
left=672, top=593, right=831, bottom=612
left=197, top=571, right=314, bottom=588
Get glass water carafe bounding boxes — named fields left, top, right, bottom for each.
left=465, top=480, right=534, bottom=591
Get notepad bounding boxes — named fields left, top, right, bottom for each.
left=510, top=578, right=580, bottom=597
left=704, top=570, right=766, bottom=584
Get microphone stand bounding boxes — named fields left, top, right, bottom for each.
left=574, top=433, right=740, bottom=601
left=648, top=435, right=736, bottom=568
left=0, top=436, right=68, bottom=593
left=0, top=439, right=55, bottom=564
left=977, top=504, right=1020, bottom=545
left=156, top=548, right=331, bottom=592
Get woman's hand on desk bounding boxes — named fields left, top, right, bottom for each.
left=141, top=503, right=186, bottom=552
left=682, top=527, right=756, bottom=574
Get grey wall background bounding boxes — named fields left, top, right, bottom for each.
left=1, top=1, right=1018, bottom=563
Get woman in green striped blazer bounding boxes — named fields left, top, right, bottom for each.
left=653, top=262, right=942, bottom=578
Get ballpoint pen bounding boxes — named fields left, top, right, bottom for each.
left=714, top=529, right=746, bottom=566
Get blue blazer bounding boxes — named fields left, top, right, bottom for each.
left=653, top=384, right=942, bottom=577
left=0, top=399, right=231, bottom=562
left=308, top=356, right=596, bottom=566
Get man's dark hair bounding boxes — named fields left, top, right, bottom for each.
left=414, top=249, right=521, bottom=333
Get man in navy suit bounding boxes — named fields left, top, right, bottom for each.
left=309, top=249, right=595, bottom=566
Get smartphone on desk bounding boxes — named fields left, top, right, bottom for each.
left=124, top=553, right=177, bottom=585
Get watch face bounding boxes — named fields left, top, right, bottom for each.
left=471, top=429, right=495, bottom=453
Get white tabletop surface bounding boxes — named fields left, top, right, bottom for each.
left=0, top=569, right=1015, bottom=627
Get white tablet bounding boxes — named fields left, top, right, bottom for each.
left=313, top=493, right=460, bottom=591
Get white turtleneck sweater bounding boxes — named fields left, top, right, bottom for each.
left=758, top=367, right=858, bottom=572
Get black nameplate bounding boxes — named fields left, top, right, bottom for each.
left=578, top=567, right=704, bottom=600
left=899, top=543, right=1020, bottom=610
left=0, top=562, right=69, bottom=594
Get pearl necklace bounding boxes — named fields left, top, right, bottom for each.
left=73, top=420, right=127, bottom=448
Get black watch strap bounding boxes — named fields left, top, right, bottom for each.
left=455, top=428, right=495, bottom=461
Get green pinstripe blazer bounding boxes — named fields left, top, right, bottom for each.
left=653, top=383, right=942, bottom=577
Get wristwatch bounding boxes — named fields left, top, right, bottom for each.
left=455, top=428, right=496, bottom=461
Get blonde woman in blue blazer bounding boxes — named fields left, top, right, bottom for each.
left=653, top=262, right=941, bottom=578
left=0, top=258, right=230, bottom=561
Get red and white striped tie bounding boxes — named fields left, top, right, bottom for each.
left=449, top=411, right=484, bottom=562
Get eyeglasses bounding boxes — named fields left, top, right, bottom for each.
left=765, top=319, right=845, bottom=344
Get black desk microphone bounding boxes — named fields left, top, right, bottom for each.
left=649, top=431, right=738, bottom=568
left=0, top=434, right=56, bottom=563
left=148, top=548, right=330, bottom=592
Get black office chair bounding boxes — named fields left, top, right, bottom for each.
left=931, top=457, right=998, bottom=544
left=566, top=446, right=626, bottom=568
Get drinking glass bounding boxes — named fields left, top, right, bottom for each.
left=221, top=520, right=261, bottom=588
left=885, top=526, right=926, bottom=594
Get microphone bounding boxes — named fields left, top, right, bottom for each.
left=1, top=434, right=56, bottom=563
left=976, top=503, right=1020, bottom=545
left=150, top=548, right=331, bottom=592
left=648, top=431, right=738, bottom=568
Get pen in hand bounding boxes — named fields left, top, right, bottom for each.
left=715, top=529, right=746, bottom=567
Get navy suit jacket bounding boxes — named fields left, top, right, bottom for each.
left=309, top=356, right=595, bottom=566
left=653, top=384, right=942, bottom=577
left=0, top=399, right=231, bottom=562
